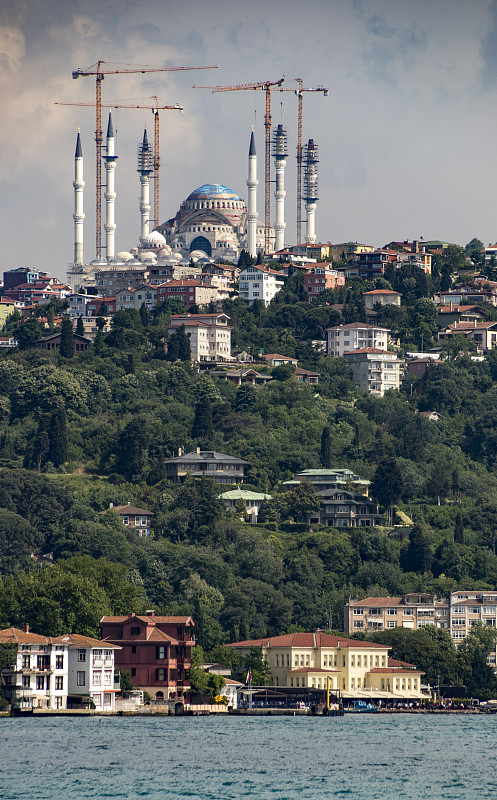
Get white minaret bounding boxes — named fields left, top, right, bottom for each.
left=103, top=112, right=117, bottom=260
left=303, top=138, right=319, bottom=244
left=73, top=129, right=85, bottom=266
left=137, top=128, right=153, bottom=244
left=272, top=124, right=287, bottom=252
left=246, top=129, right=258, bottom=258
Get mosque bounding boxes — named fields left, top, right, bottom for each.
left=67, top=114, right=317, bottom=291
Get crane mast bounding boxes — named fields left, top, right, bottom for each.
left=194, top=78, right=284, bottom=253
left=276, top=80, right=328, bottom=245
left=71, top=61, right=217, bottom=258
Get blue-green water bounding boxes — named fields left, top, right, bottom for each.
left=0, top=714, right=495, bottom=799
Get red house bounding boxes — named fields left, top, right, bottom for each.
left=100, top=612, right=195, bottom=702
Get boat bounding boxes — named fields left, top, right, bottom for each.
left=345, top=699, right=377, bottom=713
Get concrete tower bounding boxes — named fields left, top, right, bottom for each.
left=246, top=129, right=258, bottom=258
left=272, top=124, right=287, bottom=252
left=103, top=113, right=118, bottom=260
left=303, top=139, right=319, bottom=244
left=137, top=128, right=153, bottom=244
left=73, top=129, right=85, bottom=266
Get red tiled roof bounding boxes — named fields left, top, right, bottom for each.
left=100, top=615, right=194, bottom=625
left=344, top=347, right=393, bottom=354
left=226, top=632, right=388, bottom=650
left=0, top=627, right=50, bottom=645
left=369, top=667, right=424, bottom=674
left=108, top=505, right=153, bottom=517
left=349, top=597, right=401, bottom=607
left=52, top=633, right=121, bottom=649
left=363, top=290, right=401, bottom=295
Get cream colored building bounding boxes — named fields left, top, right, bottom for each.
left=343, top=348, right=403, bottom=396
left=227, top=631, right=426, bottom=700
left=345, top=594, right=449, bottom=634
left=326, top=322, right=390, bottom=357
left=167, top=312, right=232, bottom=362
left=449, top=590, right=497, bottom=668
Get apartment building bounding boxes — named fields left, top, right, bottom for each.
left=449, top=591, right=497, bottom=666
left=326, top=323, right=390, bottom=357
left=164, top=448, right=249, bottom=485
left=284, top=467, right=370, bottom=495
left=344, top=595, right=449, bottom=635
left=303, top=266, right=345, bottom=300
left=343, top=348, right=403, bottom=396
left=167, top=312, right=232, bottom=362
left=227, top=631, right=426, bottom=699
left=239, top=265, right=285, bottom=306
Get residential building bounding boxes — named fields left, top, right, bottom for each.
left=71, top=316, right=112, bottom=340
left=115, top=285, right=158, bottom=312
left=326, top=322, right=390, bottom=357
left=0, top=298, right=21, bottom=329
left=436, top=305, right=486, bottom=326
left=437, top=321, right=497, bottom=353
left=435, top=288, right=497, bottom=308
left=209, top=368, right=272, bottom=386
left=363, top=289, right=402, bottom=311
left=157, top=279, right=225, bottom=306
left=0, top=626, right=120, bottom=711
left=343, top=348, right=403, bottom=396
left=102, top=503, right=153, bottom=537
left=100, top=612, right=195, bottom=701
left=86, top=296, right=117, bottom=316
left=167, top=312, right=231, bottom=362
left=226, top=632, right=426, bottom=699
left=308, top=489, right=383, bottom=528
left=259, top=353, right=298, bottom=367
left=164, top=448, right=249, bottom=485
left=303, top=266, right=345, bottom=300
left=284, top=468, right=370, bottom=495
left=357, top=249, right=398, bottom=280
left=449, top=590, right=497, bottom=666
left=3, top=267, right=48, bottom=291
left=239, top=265, right=285, bottom=306
left=344, top=595, right=449, bottom=635
left=34, top=332, right=92, bottom=353
left=329, top=242, right=374, bottom=261
left=295, top=367, right=320, bottom=385
left=219, top=489, right=272, bottom=522
left=0, top=336, right=18, bottom=348
left=94, top=263, right=149, bottom=296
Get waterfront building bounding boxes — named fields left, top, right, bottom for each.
left=344, top=594, right=449, bottom=634
left=227, top=631, right=426, bottom=700
left=100, top=612, right=194, bottom=702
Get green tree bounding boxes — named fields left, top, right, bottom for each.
left=59, top=316, right=75, bottom=358
left=192, top=399, right=213, bottom=442
left=456, top=623, right=497, bottom=697
left=370, top=456, right=403, bottom=524
left=320, top=425, right=332, bottom=468
left=48, top=406, right=68, bottom=467
left=402, top=523, right=433, bottom=573
left=76, top=316, right=85, bottom=337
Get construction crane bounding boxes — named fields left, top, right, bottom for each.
left=71, top=61, right=218, bottom=257
left=276, top=80, right=329, bottom=245
left=55, top=96, right=183, bottom=229
left=194, top=78, right=285, bottom=253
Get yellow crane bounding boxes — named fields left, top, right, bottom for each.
left=194, top=78, right=285, bottom=253
left=55, top=96, right=183, bottom=229
left=276, top=80, right=329, bottom=245
left=71, top=61, right=217, bottom=257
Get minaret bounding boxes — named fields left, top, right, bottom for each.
left=103, top=112, right=118, bottom=260
left=73, top=129, right=85, bottom=266
left=303, top=138, right=319, bottom=244
left=272, top=124, right=287, bottom=252
left=137, top=128, right=153, bottom=244
left=246, top=129, right=258, bottom=258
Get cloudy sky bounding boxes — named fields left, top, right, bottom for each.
left=2, top=0, right=497, bottom=279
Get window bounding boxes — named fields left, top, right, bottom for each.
left=131, top=646, right=136, bottom=654
left=36, top=675, right=45, bottom=690
left=156, top=646, right=166, bottom=659
left=353, top=621, right=364, bottom=629
left=131, top=627, right=140, bottom=635
left=387, top=608, right=397, bottom=616
left=56, top=676, right=64, bottom=691
left=78, top=650, right=86, bottom=662
left=131, top=668, right=136, bottom=677
left=22, top=655, right=30, bottom=669
left=357, top=655, right=361, bottom=667
left=387, top=621, right=397, bottom=628
left=23, top=676, right=30, bottom=688
left=353, top=608, right=364, bottom=615
left=156, top=668, right=166, bottom=681
left=56, top=655, right=64, bottom=670
left=93, top=671, right=102, bottom=685
left=104, top=671, right=112, bottom=686
left=77, top=671, right=86, bottom=686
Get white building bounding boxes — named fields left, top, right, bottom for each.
left=239, top=265, right=285, bottom=306
left=343, top=348, right=403, bottom=397
left=326, top=322, right=390, bottom=357
left=220, top=489, right=272, bottom=522
left=0, top=626, right=120, bottom=712
left=167, top=312, right=232, bottom=362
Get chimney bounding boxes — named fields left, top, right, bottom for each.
left=178, top=447, right=183, bottom=457
left=20, top=623, right=29, bottom=633
left=196, top=446, right=201, bottom=454
left=127, top=501, right=131, bottom=506
left=109, top=502, right=113, bottom=508
left=146, top=610, right=155, bottom=617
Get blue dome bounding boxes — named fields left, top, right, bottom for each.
left=188, top=184, right=240, bottom=201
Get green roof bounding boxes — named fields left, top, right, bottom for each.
left=219, top=490, right=272, bottom=501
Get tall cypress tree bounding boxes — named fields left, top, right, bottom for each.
left=48, top=407, right=68, bottom=467
left=192, top=399, right=213, bottom=442
left=59, top=316, right=75, bottom=358
left=320, top=426, right=332, bottom=468
left=76, top=316, right=85, bottom=337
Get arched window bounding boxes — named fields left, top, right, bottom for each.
left=190, top=236, right=212, bottom=257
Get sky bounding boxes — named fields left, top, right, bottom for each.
left=2, top=0, right=497, bottom=281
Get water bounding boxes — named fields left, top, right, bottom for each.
left=0, top=714, right=495, bottom=799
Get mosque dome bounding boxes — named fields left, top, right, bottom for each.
left=139, top=251, right=157, bottom=261
left=187, top=184, right=240, bottom=202
left=190, top=250, right=209, bottom=260
left=142, top=230, right=167, bottom=248
left=117, top=251, right=133, bottom=261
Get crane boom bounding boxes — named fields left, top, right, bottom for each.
left=276, top=81, right=329, bottom=244
left=193, top=78, right=285, bottom=253
left=72, top=61, right=217, bottom=257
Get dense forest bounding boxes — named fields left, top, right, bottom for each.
left=2, top=242, right=497, bottom=693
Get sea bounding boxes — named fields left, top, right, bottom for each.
left=0, top=713, right=495, bottom=800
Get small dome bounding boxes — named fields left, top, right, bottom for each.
left=139, top=251, right=157, bottom=261
left=190, top=249, right=208, bottom=259
left=159, top=245, right=172, bottom=255
left=117, top=251, right=133, bottom=261
left=126, top=257, right=143, bottom=266
left=90, top=258, right=107, bottom=267
left=142, top=230, right=167, bottom=247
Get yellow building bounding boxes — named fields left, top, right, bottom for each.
left=0, top=299, right=19, bottom=330
left=227, top=631, right=427, bottom=700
